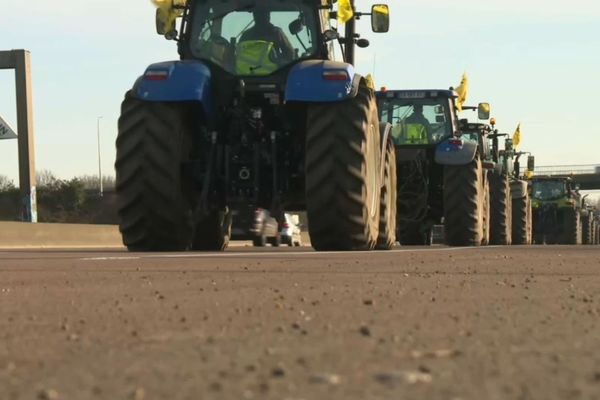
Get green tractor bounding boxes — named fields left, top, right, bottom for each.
left=376, top=89, right=494, bottom=246
left=531, top=176, right=583, bottom=244
left=488, top=129, right=534, bottom=245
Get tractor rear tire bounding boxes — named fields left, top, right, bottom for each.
left=191, top=208, right=231, bottom=251
left=305, top=82, right=380, bottom=251
left=562, top=208, right=581, bottom=245
left=511, top=194, right=532, bottom=245
left=489, top=173, right=512, bottom=245
left=582, top=214, right=592, bottom=245
left=376, top=138, right=397, bottom=250
left=443, top=158, right=487, bottom=246
left=115, top=95, right=194, bottom=251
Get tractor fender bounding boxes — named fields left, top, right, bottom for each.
left=132, top=60, right=214, bottom=118
left=510, top=180, right=529, bottom=200
left=284, top=60, right=360, bottom=103
left=379, top=122, right=393, bottom=187
left=434, top=137, right=478, bottom=166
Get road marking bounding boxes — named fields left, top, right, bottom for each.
left=80, top=246, right=485, bottom=261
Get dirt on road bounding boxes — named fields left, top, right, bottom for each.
left=1, top=246, right=599, bottom=400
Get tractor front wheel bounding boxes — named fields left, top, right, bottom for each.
left=191, top=208, right=231, bottom=251
left=511, top=194, right=532, bottom=245
left=489, top=172, right=512, bottom=245
left=443, top=158, right=488, bottom=246
left=376, top=137, right=397, bottom=250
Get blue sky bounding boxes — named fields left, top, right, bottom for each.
left=1, top=0, right=599, bottom=184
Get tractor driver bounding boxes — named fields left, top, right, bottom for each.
left=403, top=104, right=431, bottom=144
left=236, top=6, right=295, bottom=74
left=405, top=104, right=431, bottom=130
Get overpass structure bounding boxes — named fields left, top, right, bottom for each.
left=534, top=164, right=600, bottom=190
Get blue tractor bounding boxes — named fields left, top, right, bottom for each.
left=115, top=0, right=396, bottom=251
left=377, top=89, right=493, bottom=246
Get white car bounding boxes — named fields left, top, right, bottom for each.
left=281, top=213, right=302, bottom=247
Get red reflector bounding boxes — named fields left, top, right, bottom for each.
left=144, top=71, right=169, bottom=81
left=322, top=71, right=349, bottom=81
left=449, top=138, right=463, bottom=146
left=283, top=223, right=290, bottom=228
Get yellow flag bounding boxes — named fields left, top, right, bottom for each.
left=455, top=73, right=469, bottom=111
left=151, top=0, right=184, bottom=33
left=365, top=74, right=376, bottom=90
left=338, top=0, right=354, bottom=24
left=513, top=123, right=522, bottom=148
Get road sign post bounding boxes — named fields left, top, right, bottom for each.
left=1, top=49, right=37, bottom=222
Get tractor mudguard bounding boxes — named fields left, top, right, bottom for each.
left=284, top=60, right=360, bottom=102
left=510, top=180, right=528, bottom=200
left=434, top=137, right=478, bottom=166
left=132, top=60, right=214, bottom=117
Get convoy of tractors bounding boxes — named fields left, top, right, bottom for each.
left=113, top=0, right=599, bottom=251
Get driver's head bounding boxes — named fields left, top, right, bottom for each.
left=253, top=7, right=271, bottom=26
left=413, top=104, right=423, bottom=114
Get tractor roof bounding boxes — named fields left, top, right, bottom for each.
left=376, top=89, right=457, bottom=100
left=461, top=121, right=492, bottom=133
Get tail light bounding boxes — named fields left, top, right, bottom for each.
left=322, top=70, right=349, bottom=81
left=144, top=70, right=169, bottom=81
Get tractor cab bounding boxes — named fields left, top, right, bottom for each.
left=186, top=1, right=321, bottom=77
left=532, top=178, right=571, bottom=202
left=377, top=89, right=457, bottom=146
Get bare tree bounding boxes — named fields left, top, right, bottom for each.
left=36, top=169, right=58, bottom=188
left=74, top=174, right=115, bottom=191
left=0, top=175, right=15, bottom=191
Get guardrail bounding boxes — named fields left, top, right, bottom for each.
left=535, top=164, right=600, bottom=176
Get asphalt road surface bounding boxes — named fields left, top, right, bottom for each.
left=1, top=245, right=600, bottom=400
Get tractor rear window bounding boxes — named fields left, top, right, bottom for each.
left=532, top=181, right=567, bottom=200
left=379, top=99, right=452, bottom=145
left=189, top=0, right=318, bottom=76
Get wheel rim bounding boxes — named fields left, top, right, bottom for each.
left=367, top=121, right=378, bottom=219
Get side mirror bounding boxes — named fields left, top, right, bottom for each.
left=371, top=4, right=390, bottom=33
left=289, top=19, right=304, bottom=35
left=434, top=105, right=445, bottom=114
left=527, top=155, right=535, bottom=172
left=477, top=102, right=490, bottom=120
left=156, top=8, right=176, bottom=37
left=435, top=115, right=445, bottom=123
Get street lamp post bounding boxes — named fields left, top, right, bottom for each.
left=97, top=116, right=103, bottom=197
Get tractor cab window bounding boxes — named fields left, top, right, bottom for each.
left=532, top=180, right=567, bottom=201
left=190, top=0, right=318, bottom=76
left=380, top=99, right=452, bottom=145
